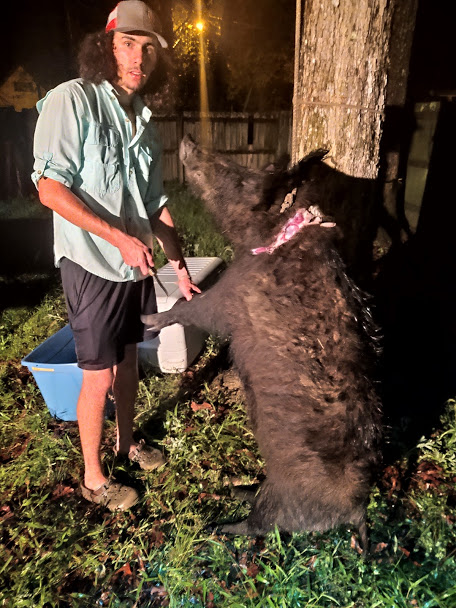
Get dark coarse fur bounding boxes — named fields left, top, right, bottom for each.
left=149, top=135, right=382, bottom=547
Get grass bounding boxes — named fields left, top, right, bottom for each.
left=1, top=183, right=456, bottom=606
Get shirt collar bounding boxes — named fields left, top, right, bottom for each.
left=102, top=80, right=152, bottom=124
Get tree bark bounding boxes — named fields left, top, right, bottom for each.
left=292, top=0, right=418, bottom=275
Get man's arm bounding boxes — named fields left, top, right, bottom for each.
left=150, top=206, right=201, bottom=301
left=38, top=177, right=154, bottom=275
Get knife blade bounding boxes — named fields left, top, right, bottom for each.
left=147, top=266, right=169, bottom=296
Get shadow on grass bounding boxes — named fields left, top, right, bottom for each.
left=137, top=341, right=232, bottom=445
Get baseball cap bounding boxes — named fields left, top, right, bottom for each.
left=106, top=1, right=168, bottom=48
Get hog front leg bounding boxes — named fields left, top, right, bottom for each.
left=143, top=281, right=231, bottom=336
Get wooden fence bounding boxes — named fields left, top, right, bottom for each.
left=0, top=109, right=291, bottom=200
left=154, top=111, right=292, bottom=182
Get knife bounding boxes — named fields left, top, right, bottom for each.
left=147, top=266, right=169, bottom=296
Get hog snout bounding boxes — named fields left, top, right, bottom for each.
left=179, top=134, right=197, bottom=163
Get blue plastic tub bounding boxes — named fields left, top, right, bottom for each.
left=21, top=324, right=82, bottom=421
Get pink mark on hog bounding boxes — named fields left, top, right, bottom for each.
left=251, top=207, right=335, bottom=256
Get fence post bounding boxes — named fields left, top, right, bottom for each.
left=177, top=111, right=184, bottom=183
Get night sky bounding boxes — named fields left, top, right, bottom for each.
left=2, top=0, right=455, bottom=103
left=2, top=0, right=116, bottom=87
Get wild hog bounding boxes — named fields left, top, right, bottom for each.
left=147, top=135, right=382, bottom=547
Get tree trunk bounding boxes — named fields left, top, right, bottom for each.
left=292, top=0, right=417, bottom=275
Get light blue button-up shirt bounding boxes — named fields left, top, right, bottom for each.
left=32, top=79, right=168, bottom=282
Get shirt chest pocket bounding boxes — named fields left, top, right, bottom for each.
left=136, top=137, right=161, bottom=183
left=84, top=123, right=121, bottom=196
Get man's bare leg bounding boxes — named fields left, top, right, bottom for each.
left=113, top=344, right=139, bottom=455
left=113, top=344, right=164, bottom=471
left=77, top=367, right=114, bottom=491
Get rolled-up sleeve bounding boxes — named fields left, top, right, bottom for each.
left=32, top=88, right=84, bottom=190
left=143, top=148, right=168, bottom=217
left=144, top=190, right=168, bottom=218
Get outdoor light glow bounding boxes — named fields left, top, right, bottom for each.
left=195, top=0, right=209, bottom=147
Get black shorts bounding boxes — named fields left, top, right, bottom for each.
left=60, top=258, right=158, bottom=370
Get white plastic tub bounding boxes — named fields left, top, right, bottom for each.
left=138, top=257, right=223, bottom=373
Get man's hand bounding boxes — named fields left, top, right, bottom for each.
left=151, top=206, right=202, bottom=300
left=114, top=232, right=154, bottom=276
left=177, top=275, right=201, bottom=301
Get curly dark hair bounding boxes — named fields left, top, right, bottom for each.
left=77, top=30, right=175, bottom=111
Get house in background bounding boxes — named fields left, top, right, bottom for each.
left=0, top=66, right=43, bottom=199
left=0, top=66, right=43, bottom=111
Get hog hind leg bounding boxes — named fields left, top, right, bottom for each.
left=222, top=481, right=369, bottom=549
left=221, top=481, right=284, bottom=536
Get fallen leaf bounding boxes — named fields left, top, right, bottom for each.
left=191, top=401, right=214, bottom=412
left=51, top=484, right=75, bottom=500
left=0, top=505, right=13, bottom=522
left=150, top=585, right=168, bottom=604
left=239, top=552, right=248, bottom=570
left=197, top=492, right=221, bottom=503
left=350, top=534, right=363, bottom=554
left=115, top=562, right=132, bottom=577
left=148, top=526, right=165, bottom=547
left=305, top=555, right=317, bottom=569
left=382, top=465, right=402, bottom=498
left=398, top=546, right=410, bottom=558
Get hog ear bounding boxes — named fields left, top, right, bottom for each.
left=297, top=148, right=329, bottom=171
left=262, top=154, right=290, bottom=175
left=275, top=153, right=291, bottom=172
left=287, top=148, right=329, bottom=186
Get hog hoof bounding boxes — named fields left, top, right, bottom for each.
left=231, top=485, right=259, bottom=505
left=204, top=519, right=250, bottom=536
left=141, top=312, right=173, bottom=332
left=219, top=520, right=251, bottom=535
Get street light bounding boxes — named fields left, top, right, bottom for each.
left=196, top=20, right=204, bottom=32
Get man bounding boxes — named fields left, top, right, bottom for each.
left=32, top=0, right=200, bottom=511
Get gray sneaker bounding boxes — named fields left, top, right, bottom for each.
left=81, top=479, right=139, bottom=511
left=127, top=440, right=166, bottom=471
